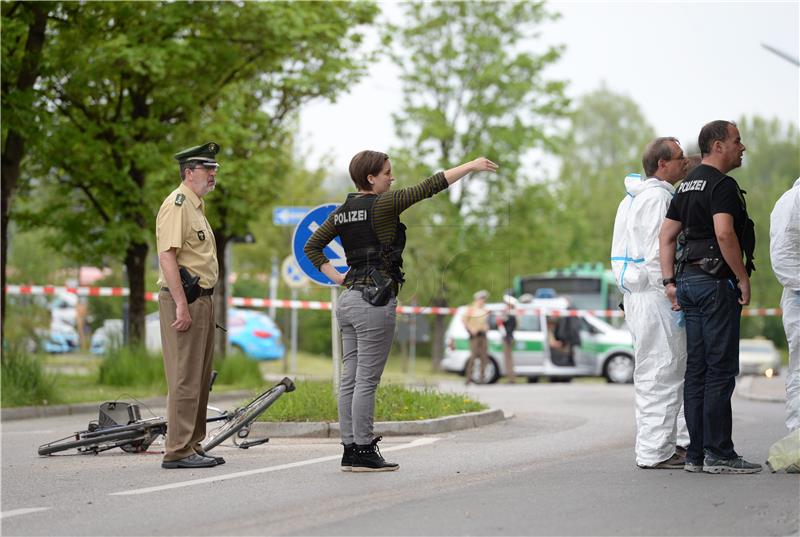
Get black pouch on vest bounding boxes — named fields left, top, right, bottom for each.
left=179, top=266, right=201, bottom=304
left=361, top=267, right=393, bottom=307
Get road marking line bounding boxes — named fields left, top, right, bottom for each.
left=110, top=437, right=440, bottom=496
left=1, top=508, right=51, bottom=519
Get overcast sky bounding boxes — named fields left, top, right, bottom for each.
left=298, top=1, right=800, bottom=176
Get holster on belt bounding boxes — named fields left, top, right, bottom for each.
left=179, top=266, right=202, bottom=304
left=361, top=267, right=393, bottom=307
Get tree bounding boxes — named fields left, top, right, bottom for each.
left=1, top=1, right=51, bottom=351
left=557, top=86, right=656, bottom=263
left=388, top=0, right=568, bottom=366
left=13, top=1, right=379, bottom=346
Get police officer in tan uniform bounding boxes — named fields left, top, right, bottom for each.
left=156, top=142, right=221, bottom=469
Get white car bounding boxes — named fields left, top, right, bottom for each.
left=739, top=338, right=781, bottom=377
left=441, top=299, right=635, bottom=384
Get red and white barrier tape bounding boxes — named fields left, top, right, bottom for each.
left=5, top=285, right=783, bottom=318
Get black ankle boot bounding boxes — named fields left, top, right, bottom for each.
left=352, top=436, right=399, bottom=472
left=341, top=442, right=356, bottom=472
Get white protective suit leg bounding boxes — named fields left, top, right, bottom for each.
left=624, top=290, right=688, bottom=466
left=783, top=288, right=800, bottom=432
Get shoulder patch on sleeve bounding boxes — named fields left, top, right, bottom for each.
left=175, top=193, right=185, bottom=206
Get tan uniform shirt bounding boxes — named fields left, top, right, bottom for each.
left=156, top=182, right=218, bottom=289
left=463, top=303, right=489, bottom=334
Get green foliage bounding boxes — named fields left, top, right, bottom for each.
left=734, top=116, right=800, bottom=312
left=2, top=296, right=50, bottom=350
left=298, top=310, right=334, bottom=354
left=8, top=1, right=380, bottom=344
left=213, top=354, right=262, bottom=390
left=388, top=0, right=569, bottom=308
left=256, top=380, right=486, bottom=422
left=98, top=345, right=165, bottom=389
left=391, top=1, right=568, bottom=203
left=1, top=345, right=59, bottom=407
left=557, top=86, right=656, bottom=263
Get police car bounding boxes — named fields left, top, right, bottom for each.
left=441, top=297, right=635, bottom=384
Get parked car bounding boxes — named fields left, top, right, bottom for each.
left=90, top=308, right=284, bottom=360
left=739, top=338, right=781, bottom=377
left=441, top=298, right=636, bottom=384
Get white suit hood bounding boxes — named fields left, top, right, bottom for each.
left=611, top=173, right=676, bottom=293
left=770, top=177, right=800, bottom=290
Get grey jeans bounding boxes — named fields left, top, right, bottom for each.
left=336, top=288, right=397, bottom=445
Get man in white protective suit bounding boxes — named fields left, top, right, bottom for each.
left=611, top=137, right=693, bottom=469
left=769, top=178, right=800, bottom=432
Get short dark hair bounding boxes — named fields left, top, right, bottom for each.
left=179, top=161, right=213, bottom=181
left=348, top=150, right=388, bottom=191
left=698, top=120, right=736, bottom=156
left=642, top=137, right=679, bottom=177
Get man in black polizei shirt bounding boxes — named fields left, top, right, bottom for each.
left=658, top=121, right=761, bottom=474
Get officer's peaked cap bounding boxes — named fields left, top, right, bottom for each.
left=174, top=141, right=220, bottom=165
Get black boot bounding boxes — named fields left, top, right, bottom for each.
left=341, top=442, right=356, bottom=472
left=352, top=436, right=399, bottom=472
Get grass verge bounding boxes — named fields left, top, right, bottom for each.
left=1, top=346, right=60, bottom=407
left=254, top=380, right=487, bottom=422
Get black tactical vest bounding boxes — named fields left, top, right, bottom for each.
left=333, top=194, right=406, bottom=287
left=676, top=174, right=755, bottom=278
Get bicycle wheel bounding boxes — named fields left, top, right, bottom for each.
left=202, top=377, right=295, bottom=452
left=38, top=419, right=167, bottom=456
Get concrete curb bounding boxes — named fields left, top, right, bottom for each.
left=248, top=408, right=506, bottom=438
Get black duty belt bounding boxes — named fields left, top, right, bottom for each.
left=161, top=287, right=214, bottom=297
left=347, top=285, right=395, bottom=296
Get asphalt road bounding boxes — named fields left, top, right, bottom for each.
left=2, top=382, right=798, bottom=536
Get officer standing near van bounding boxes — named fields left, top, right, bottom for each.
left=659, top=121, right=761, bottom=474
left=305, top=151, right=497, bottom=472
left=463, top=290, right=491, bottom=384
left=156, top=142, right=222, bottom=469
left=499, top=295, right=518, bottom=384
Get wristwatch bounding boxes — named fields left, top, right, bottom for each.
left=662, top=277, right=677, bottom=287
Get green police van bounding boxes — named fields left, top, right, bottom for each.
left=441, top=298, right=635, bottom=384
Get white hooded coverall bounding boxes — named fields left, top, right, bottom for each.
left=611, top=173, right=689, bottom=466
left=769, top=178, right=800, bottom=432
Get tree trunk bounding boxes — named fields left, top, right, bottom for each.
left=214, top=232, right=229, bottom=359
left=124, top=241, right=148, bottom=345
left=0, top=4, right=48, bottom=355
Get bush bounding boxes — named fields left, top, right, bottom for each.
left=214, top=354, right=263, bottom=389
left=1, top=345, right=59, bottom=407
left=256, top=380, right=487, bottom=422
left=98, top=345, right=165, bottom=389
left=297, top=310, right=332, bottom=354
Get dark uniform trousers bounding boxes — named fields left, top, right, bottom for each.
left=158, top=291, right=216, bottom=461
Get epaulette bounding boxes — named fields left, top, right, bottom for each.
left=175, top=193, right=185, bottom=206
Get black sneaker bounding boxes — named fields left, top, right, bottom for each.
left=352, top=436, right=399, bottom=473
left=703, top=453, right=762, bottom=474
left=341, top=443, right=356, bottom=472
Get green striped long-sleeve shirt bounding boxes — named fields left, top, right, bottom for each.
left=304, top=171, right=449, bottom=288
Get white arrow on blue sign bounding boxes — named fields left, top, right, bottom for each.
left=291, top=204, right=348, bottom=286
left=273, top=206, right=312, bottom=226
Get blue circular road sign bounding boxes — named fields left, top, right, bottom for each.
left=292, top=203, right=348, bottom=286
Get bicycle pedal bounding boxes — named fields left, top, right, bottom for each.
left=236, top=437, right=269, bottom=449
